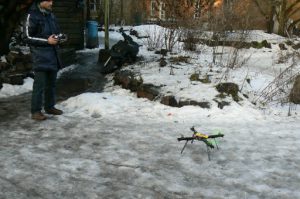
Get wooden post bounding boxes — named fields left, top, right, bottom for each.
left=104, top=0, right=109, bottom=50
left=120, top=0, right=124, bottom=20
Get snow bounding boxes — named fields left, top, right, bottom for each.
left=219, top=30, right=288, bottom=43
left=57, top=64, right=79, bottom=78
left=1, top=55, right=7, bottom=62
left=0, top=25, right=300, bottom=198
left=0, top=77, right=33, bottom=98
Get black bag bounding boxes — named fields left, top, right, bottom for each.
left=98, top=30, right=139, bottom=74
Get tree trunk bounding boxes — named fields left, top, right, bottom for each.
left=266, top=4, right=275, bottom=33
left=288, top=18, right=300, bottom=33
left=86, top=0, right=90, bottom=20
left=120, top=0, right=124, bottom=19
left=104, top=0, right=109, bottom=50
left=278, top=0, right=287, bottom=36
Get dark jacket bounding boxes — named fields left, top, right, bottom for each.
left=24, top=3, right=62, bottom=71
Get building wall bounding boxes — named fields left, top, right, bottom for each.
left=88, top=0, right=146, bottom=25
left=108, top=0, right=146, bottom=25
left=53, top=0, right=85, bottom=50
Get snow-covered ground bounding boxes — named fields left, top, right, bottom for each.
left=0, top=25, right=299, bottom=199
left=0, top=77, right=33, bottom=98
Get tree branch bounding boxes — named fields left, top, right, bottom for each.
left=288, top=17, right=300, bottom=31
left=251, top=0, right=267, bottom=16
left=285, top=0, right=300, bottom=16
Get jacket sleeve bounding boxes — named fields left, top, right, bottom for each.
left=24, top=13, right=50, bottom=47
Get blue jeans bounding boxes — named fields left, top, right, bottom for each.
left=31, top=71, right=57, bottom=113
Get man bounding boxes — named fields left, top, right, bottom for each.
left=25, top=0, right=66, bottom=120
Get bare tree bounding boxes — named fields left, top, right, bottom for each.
left=252, top=0, right=300, bottom=36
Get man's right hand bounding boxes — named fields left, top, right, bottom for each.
left=48, top=34, right=58, bottom=45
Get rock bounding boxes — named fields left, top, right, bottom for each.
left=23, top=53, right=32, bottom=63
left=8, top=74, right=24, bottom=85
left=130, top=29, right=139, bottom=37
left=137, top=84, right=160, bottom=100
left=170, top=56, right=190, bottom=64
left=0, top=52, right=33, bottom=86
left=190, top=73, right=199, bottom=81
left=113, top=70, right=212, bottom=109
left=114, top=70, right=143, bottom=92
left=214, top=99, right=231, bottom=109
left=290, top=75, right=300, bottom=104
left=25, top=71, right=35, bottom=79
left=155, top=49, right=168, bottom=56
left=216, top=82, right=240, bottom=102
left=279, top=43, right=287, bottom=50
left=159, top=58, right=167, bottom=67
left=251, top=40, right=271, bottom=49
left=190, top=74, right=212, bottom=83
left=160, top=95, right=178, bottom=107
left=5, top=51, right=22, bottom=65
left=15, top=62, right=28, bottom=72
left=0, top=61, right=10, bottom=71
left=261, top=40, right=271, bottom=48
left=199, top=76, right=211, bottom=84
left=285, top=40, right=293, bottom=46
left=24, top=63, right=33, bottom=71
left=292, top=43, right=300, bottom=50
left=3, top=52, right=32, bottom=73
left=178, top=100, right=211, bottom=109
left=5, top=51, right=32, bottom=65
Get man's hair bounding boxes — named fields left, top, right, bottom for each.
left=36, top=0, right=51, bottom=3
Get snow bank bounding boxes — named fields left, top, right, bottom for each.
left=0, top=77, right=33, bottom=98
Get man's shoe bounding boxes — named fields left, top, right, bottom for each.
left=45, top=108, right=63, bottom=115
left=32, top=112, right=47, bottom=121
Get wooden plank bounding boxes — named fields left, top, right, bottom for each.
left=53, top=7, right=83, bottom=13
left=60, top=27, right=84, bottom=31
left=52, top=0, right=84, bottom=50
left=57, top=18, right=84, bottom=23
left=59, top=24, right=84, bottom=30
left=53, top=2, right=76, bottom=7
left=60, top=29, right=83, bottom=34
left=64, top=35, right=84, bottom=39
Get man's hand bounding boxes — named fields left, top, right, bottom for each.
left=48, top=34, right=58, bottom=45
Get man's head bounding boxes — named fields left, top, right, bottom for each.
left=38, top=0, right=53, bottom=11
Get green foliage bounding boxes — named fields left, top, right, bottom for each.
left=251, top=40, right=271, bottom=49
left=199, top=75, right=211, bottom=84
left=170, top=56, right=190, bottom=64
left=261, top=40, right=271, bottom=48
left=285, top=40, right=293, bottom=46
left=215, top=93, right=227, bottom=99
left=216, top=82, right=241, bottom=102
left=190, top=73, right=199, bottom=81
left=190, top=73, right=211, bottom=83
left=251, top=41, right=263, bottom=49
